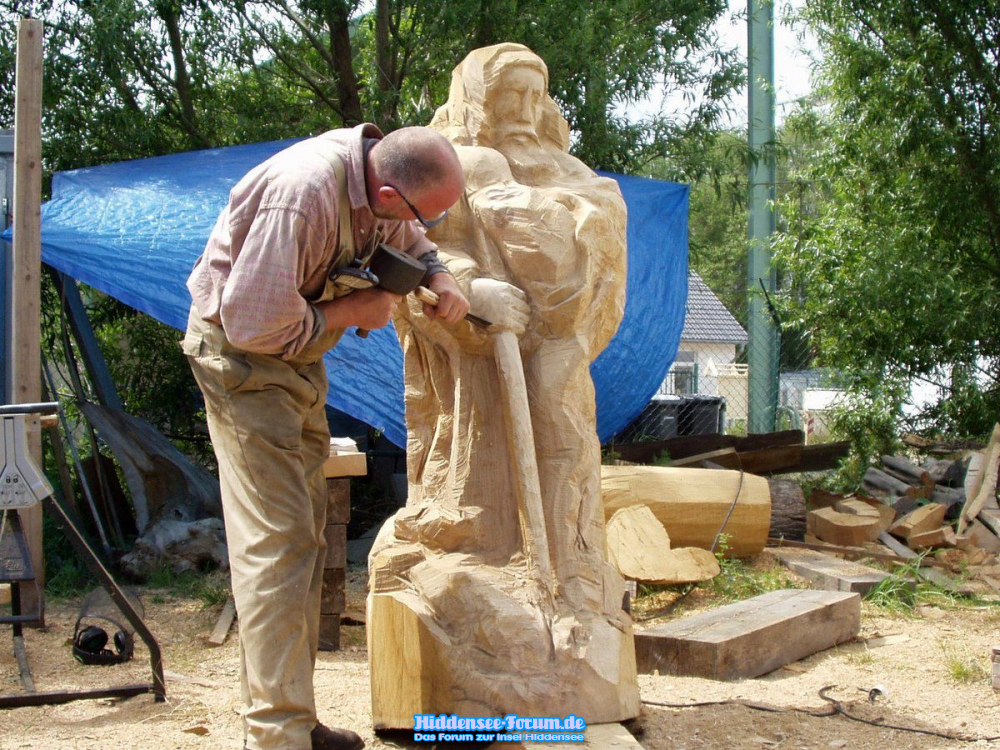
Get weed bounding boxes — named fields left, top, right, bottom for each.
left=942, top=646, right=989, bottom=683
left=864, top=554, right=978, bottom=614
left=847, top=649, right=876, bottom=667
left=704, top=535, right=799, bottom=603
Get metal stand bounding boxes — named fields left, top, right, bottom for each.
left=0, top=402, right=165, bottom=709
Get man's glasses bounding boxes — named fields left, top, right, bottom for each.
left=386, top=183, right=449, bottom=228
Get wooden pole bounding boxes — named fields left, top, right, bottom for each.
left=12, top=17, right=45, bottom=622
left=493, top=330, right=555, bottom=611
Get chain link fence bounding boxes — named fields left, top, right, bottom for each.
left=612, top=271, right=825, bottom=445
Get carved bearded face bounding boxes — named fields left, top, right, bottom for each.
left=486, top=64, right=548, bottom=150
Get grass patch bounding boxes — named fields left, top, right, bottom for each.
left=943, top=649, right=989, bottom=684
left=145, top=565, right=231, bottom=608
left=704, top=535, right=800, bottom=603
left=864, top=554, right=983, bottom=614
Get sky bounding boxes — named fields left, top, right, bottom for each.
left=623, top=0, right=820, bottom=128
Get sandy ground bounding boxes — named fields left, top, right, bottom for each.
left=3, top=563, right=1000, bottom=749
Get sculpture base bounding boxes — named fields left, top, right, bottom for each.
left=367, top=551, right=641, bottom=729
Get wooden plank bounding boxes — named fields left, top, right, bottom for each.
left=318, top=613, right=340, bottom=652
left=908, top=526, right=958, bottom=550
left=667, top=447, right=737, bottom=468
left=324, top=523, right=347, bottom=569
left=320, top=567, right=346, bottom=614
left=206, top=597, right=236, bottom=647
left=978, top=508, right=1000, bottom=539
left=878, top=531, right=919, bottom=559
left=326, top=478, right=351, bottom=525
left=634, top=589, right=860, bottom=679
left=613, top=430, right=804, bottom=465
left=322, top=450, right=367, bottom=478
left=794, top=441, right=852, bottom=473
left=958, top=424, right=1000, bottom=533
left=773, top=549, right=889, bottom=595
left=11, top=18, right=45, bottom=620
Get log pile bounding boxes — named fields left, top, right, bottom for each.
left=794, top=424, right=1000, bottom=592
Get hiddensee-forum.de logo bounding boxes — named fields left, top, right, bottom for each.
left=413, top=713, right=587, bottom=742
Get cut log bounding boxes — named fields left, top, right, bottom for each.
left=889, top=503, right=947, bottom=541
left=808, top=488, right=845, bottom=510
left=806, top=505, right=881, bottom=547
left=907, top=526, right=958, bottom=550
left=924, top=457, right=969, bottom=488
left=863, top=467, right=913, bottom=497
left=601, top=465, right=771, bottom=557
left=768, top=479, right=807, bottom=541
left=605, top=506, right=720, bottom=584
left=840, top=497, right=896, bottom=532
left=931, top=486, right=966, bottom=520
left=958, top=424, right=1000, bottom=534
left=634, top=589, right=860, bottom=679
left=881, top=455, right=933, bottom=488
left=773, top=549, right=889, bottom=595
left=862, top=466, right=933, bottom=499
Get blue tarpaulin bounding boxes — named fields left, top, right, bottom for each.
left=27, top=140, right=688, bottom=446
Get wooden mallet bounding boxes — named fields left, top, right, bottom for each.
left=356, top=243, right=492, bottom=337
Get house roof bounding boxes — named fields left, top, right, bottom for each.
left=682, top=271, right=748, bottom=345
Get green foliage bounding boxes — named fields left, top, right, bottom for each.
left=703, top=535, right=800, bottom=602
left=772, top=0, right=1000, bottom=439
left=0, top=0, right=742, bottom=176
left=863, top=554, right=976, bottom=615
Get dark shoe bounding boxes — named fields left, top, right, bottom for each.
left=311, top=723, right=364, bottom=750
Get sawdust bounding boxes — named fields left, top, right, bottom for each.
left=2, top=566, right=1000, bottom=749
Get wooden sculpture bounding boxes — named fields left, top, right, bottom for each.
left=367, top=43, right=640, bottom=727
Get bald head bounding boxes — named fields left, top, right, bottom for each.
left=370, top=126, right=464, bottom=197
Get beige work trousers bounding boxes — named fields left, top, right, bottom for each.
left=183, top=307, right=344, bottom=749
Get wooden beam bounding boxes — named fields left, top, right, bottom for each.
left=635, top=589, right=860, bottom=679
left=11, top=18, right=45, bottom=620
left=773, top=548, right=889, bottom=595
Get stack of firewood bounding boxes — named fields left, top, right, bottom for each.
left=802, top=424, right=1000, bottom=584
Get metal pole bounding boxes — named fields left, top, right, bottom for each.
left=747, top=0, right=780, bottom=433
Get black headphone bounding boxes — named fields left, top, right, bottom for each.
left=73, top=615, right=134, bottom=666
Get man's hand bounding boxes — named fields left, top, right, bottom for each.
left=424, top=273, right=471, bottom=324
left=470, top=278, right=530, bottom=335
left=320, top=288, right=402, bottom=331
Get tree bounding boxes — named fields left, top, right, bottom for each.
left=772, top=0, right=1000, bottom=439
left=1, top=0, right=742, bottom=174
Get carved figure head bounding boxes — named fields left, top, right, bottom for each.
left=430, top=43, right=570, bottom=154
